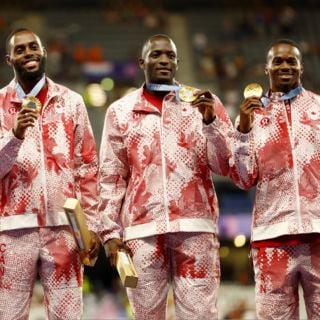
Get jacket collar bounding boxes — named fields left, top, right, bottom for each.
left=132, top=84, right=177, bottom=113
left=8, top=76, right=60, bottom=105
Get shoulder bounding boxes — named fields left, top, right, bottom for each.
left=47, top=77, right=83, bottom=101
left=300, top=89, right=320, bottom=105
left=108, top=88, right=141, bottom=112
left=0, top=80, right=16, bottom=96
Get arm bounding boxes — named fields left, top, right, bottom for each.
left=98, top=105, right=129, bottom=246
left=193, top=91, right=234, bottom=176
left=228, top=97, right=262, bottom=189
left=229, top=127, right=259, bottom=190
left=74, top=104, right=99, bottom=230
left=0, top=133, right=23, bottom=178
left=73, top=96, right=100, bottom=257
left=0, top=108, right=37, bottom=178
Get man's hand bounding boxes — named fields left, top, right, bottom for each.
left=88, top=231, right=101, bottom=261
left=239, top=97, right=263, bottom=133
left=191, top=90, right=216, bottom=124
left=13, top=108, right=38, bottom=139
left=104, top=238, right=132, bottom=267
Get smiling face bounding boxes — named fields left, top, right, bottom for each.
left=139, top=35, right=178, bottom=85
left=6, top=30, right=47, bottom=84
left=265, top=42, right=303, bottom=93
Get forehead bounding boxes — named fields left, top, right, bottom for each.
left=267, top=43, right=301, bottom=61
left=10, top=31, right=41, bottom=49
left=145, top=38, right=177, bottom=55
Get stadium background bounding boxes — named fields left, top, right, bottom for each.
left=0, top=0, right=317, bottom=318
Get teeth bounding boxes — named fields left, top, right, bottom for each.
left=25, top=61, right=37, bottom=67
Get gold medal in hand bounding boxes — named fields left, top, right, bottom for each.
left=179, top=86, right=198, bottom=103
left=243, top=83, right=263, bottom=99
left=21, top=96, right=41, bottom=113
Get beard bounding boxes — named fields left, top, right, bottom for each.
left=14, top=56, right=46, bottom=82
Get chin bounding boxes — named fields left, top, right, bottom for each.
left=22, top=70, right=42, bottom=81
left=156, top=79, right=173, bottom=84
left=277, top=82, right=293, bottom=92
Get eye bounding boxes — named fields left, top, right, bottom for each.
left=150, top=52, right=160, bottom=58
left=272, top=59, right=282, bottom=65
left=288, top=59, right=298, bottom=65
left=30, top=44, right=39, bottom=50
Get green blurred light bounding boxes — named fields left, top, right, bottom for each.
left=100, top=77, right=114, bottom=91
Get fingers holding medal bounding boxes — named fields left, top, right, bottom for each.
left=13, top=97, right=40, bottom=139
left=179, top=86, right=198, bottom=103
left=22, top=96, right=41, bottom=113
left=241, top=83, right=263, bottom=113
left=239, top=83, right=264, bottom=133
left=179, top=86, right=213, bottom=104
left=243, top=83, right=263, bottom=99
left=180, top=86, right=216, bottom=124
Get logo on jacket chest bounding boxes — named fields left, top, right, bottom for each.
left=8, top=106, right=19, bottom=115
left=181, top=104, right=193, bottom=117
left=259, top=117, right=270, bottom=127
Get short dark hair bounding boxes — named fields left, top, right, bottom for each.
left=141, top=34, right=175, bottom=58
left=6, top=28, right=34, bottom=53
left=269, top=38, right=300, bottom=51
left=267, top=38, right=302, bottom=61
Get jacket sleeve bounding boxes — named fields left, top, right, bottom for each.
left=0, top=123, right=23, bottom=179
left=228, top=117, right=259, bottom=190
left=202, top=96, right=234, bottom=176
left=98, top=105, right=128, bottom=244
left=73, top=95, right=100, bottom=232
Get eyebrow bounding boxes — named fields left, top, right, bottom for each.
left=14, top=41, right=39, bottom=48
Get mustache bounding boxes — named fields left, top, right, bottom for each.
left=14, top=56, right=46, bottom=80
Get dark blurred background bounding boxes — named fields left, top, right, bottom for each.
left=1, top=1, right=315, bottom=318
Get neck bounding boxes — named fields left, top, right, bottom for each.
left=272, top=83, right=301, bottom=94
left=144, top=87, right=168, bottom=98
left=16, top=75, right=44, bottom=95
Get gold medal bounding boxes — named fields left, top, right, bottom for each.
left=179, top=86, right=198, bottom=103
left=21, top=96, right=41, bottom=113
left=243, top=83, right=263, bottom=99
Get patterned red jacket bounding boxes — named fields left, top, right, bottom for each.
left=0, top=77, right=99, bottom=232
left=231, top=89, right=320, bottom=241
left=98, top=86, right=234, bottom=242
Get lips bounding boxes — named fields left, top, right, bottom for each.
left=278, top=73, right=293, bottom=80
left=157, top=69, right=171, bottom=76
left=24, top=60, right=38, bottom=68
left=157, top=67, right=171, bottom=71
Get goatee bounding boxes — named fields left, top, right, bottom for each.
left=15, top=57, right=46, bottom=82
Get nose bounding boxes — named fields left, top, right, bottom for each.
left=24, top=46, right=35, bottom=56
left=279, top=61, right=291, bottom=70
left=159, top=53, right=169, bottom=64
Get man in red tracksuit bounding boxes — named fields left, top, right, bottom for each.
left=0, top=28, right=100, bottom=320
left=99, top=34, right=234, bottom=320
left=231, top=39, right=320, bottom=319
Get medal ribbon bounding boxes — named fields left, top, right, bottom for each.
left=16, top=74, right=46, bottom=99
left=261, top=86, right=303, bottom=107
left=146, top=83, right=181, bottom=101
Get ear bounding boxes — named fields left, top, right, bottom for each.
left=138, top=58, right=145, bottom=70
left=300, top=62, right=304, bottom=75
left=43, top=47, right=48, bottom=58
left=5, top=54, right=11, bottom=67
left=264, top=64, right=268, bottom=75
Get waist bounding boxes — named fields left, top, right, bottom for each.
left=251, top=233, right=320, bottom=248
